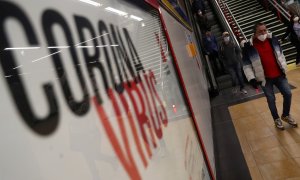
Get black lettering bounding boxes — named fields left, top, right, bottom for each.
left=98, top=21, right=124, bottom=93
left=114, top=26, right=137, bottom=83
left=109, top=25, right=126, bottom=88
left=0, top=1, right=59, bottom=135
left=42, top=10, right=90, bottom=115
left=123, top=28, right=144, bottom=74
left=74, top=15, right=108, bottom=104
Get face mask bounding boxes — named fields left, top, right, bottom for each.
left=257, top=34, right=267, bottom=41
left=224, top=36, right=230, bottom=42
left=198, top=10, right=202, bottom=16
left=294, top=16, right=299, bottom=22
left=240, top=40, right=246, bottom=48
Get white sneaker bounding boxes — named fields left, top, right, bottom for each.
left=274, top=118, right=284, bottom=130
left=281, top=115, right=298, bottom=127
left=240, top=88, right=248, bottom=94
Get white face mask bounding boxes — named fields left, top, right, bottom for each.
left=257, top=34, right=267, bottom=41
left=294, top=16, right=299, bottom=22
left=224, top=36, right=230, bottom=43
left=197, top=10, right=202, bottom=16
left=240, top=40, right=246, bottom=48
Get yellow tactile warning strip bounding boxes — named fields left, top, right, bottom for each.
left=228, top=67, right=300, bottom=180
left=287, top=62, right=299, bottom=72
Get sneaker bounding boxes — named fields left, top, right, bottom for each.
left=274, top=118, right=284, bottom=130
left=240, top=88, right=248, bottom=94
left=281, top=115, right=298, bottom=127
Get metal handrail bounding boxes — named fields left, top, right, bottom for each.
left=205, top=55, right=217, bottom=88
left=224, top=3, right=247, bottom=41
left=266, top=0, right=291, bottom=21
left=210, top=0, right=240, bottom=46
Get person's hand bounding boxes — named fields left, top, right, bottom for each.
left=249, top=79, right=258, bottom=89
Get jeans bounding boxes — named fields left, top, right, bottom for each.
left=227, top=63, right=244, bottom=89
left=261, top=75, right=292, bottom=120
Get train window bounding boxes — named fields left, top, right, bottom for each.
left=0, top=0, right=210, bottom=179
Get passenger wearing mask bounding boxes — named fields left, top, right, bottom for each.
left=192, top=0, right=205, bottom=16
left=219, top=32, right=247, bottom=94
left=192, top=0, right=210, bottom=33
left=243, top=22, right=297, bottom=130
left=203, top=30, right=224, bottom=76
left=281, top=15, right=300, bottom=66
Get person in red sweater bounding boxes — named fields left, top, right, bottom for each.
left=242, top=22, right=297, bottom=130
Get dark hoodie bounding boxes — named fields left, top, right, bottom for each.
left=281, top=14, right=300, bottom=46
left=219, top=41, right=241, bottom=67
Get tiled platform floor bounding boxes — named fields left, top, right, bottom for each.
left=229, top=67, right=300, bottom=180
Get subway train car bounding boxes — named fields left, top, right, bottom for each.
left=0, top=0, right=215, bottom=179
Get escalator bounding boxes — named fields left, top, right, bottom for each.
left=190, top=0, right=281, bottom=92
left=224, top=0, right=296, bottom=64
left=204, top=0, right=236, bottom=90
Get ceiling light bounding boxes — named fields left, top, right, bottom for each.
left=79, top=0, right=102, bottom=7
left=105, top=7, right=128, bottom=16
left=48, top=46, right=70, bottom=49
left=4, top=47, right=40, bottom=50
left=130, top=15, right=143, bottom=21
left=76, top=46, right=94, bottom=48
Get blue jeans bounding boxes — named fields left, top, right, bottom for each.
left=227, top=63, right=244, bottom=89
left=261, top=75, right=292, bottom=120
